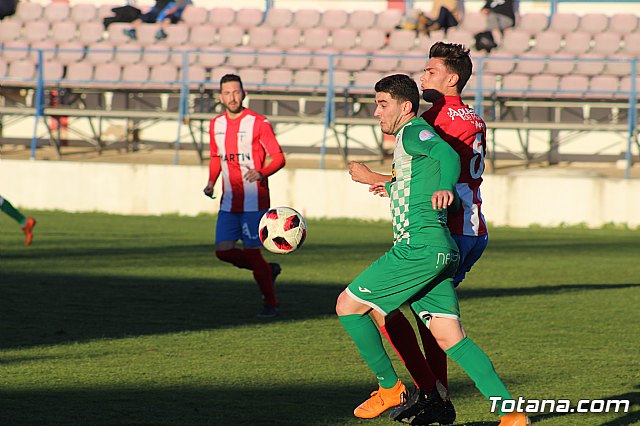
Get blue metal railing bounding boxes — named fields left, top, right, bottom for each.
left=1, top=47, right=638, bottom=175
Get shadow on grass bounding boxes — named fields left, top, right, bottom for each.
left=0, top=382, right=637, bottom=426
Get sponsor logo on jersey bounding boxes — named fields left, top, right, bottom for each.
left=419, top=129, right=435, bottom=141
left=391, top=163, right=396, bottom=183
left=447, top=107, right=486, bottom=130
left=358, top=286, right=372, bottom=294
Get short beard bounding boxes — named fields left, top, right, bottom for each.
left=422, top=89, right=444, bottom=103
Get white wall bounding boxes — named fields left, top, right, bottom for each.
left=1, top=159, right=639, bottom=228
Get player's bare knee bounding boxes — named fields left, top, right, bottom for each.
left=429, top=316, right=466, bottom=351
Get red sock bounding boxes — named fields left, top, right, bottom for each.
left=216, top=249, right=252, bottom=270
left=243, top=248, right=278, bottom=307
left=381, top=310, right=436, bottom=392
left=413, top=312, right=448, bottom=389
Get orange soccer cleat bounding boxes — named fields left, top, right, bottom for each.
left=22, top=217, right=36, bottom=246
left=499, top=412, right=531, bottom=426
left=353, top=379, right=407, bottom=419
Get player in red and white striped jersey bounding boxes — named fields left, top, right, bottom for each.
left=203, top=74, right=286, bottom=318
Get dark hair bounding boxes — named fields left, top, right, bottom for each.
left=219, top=74, right=244, bottom=92
left=374, top=74, right=420, bottom=115
left=428, top=42, right=472, bottom=93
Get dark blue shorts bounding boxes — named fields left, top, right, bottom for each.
left=451, top=234, right=488, bottom=287
left=215, top=210, right=267, bottom=248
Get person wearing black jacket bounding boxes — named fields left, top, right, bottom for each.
left=475, top=0, right=518, bottom=52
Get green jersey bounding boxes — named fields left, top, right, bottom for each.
left=384, top=117, right=461, bottom=249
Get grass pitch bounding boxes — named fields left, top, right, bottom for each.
left=1, top=211, right=639, bottom=425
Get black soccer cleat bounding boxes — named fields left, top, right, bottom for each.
left=269, top=262, right=281, bottom=284
left=389, top=387, right=447, bottom=425
left=438, top=399, right=456, bottom=425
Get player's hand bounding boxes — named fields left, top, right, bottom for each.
left=244, top=169, right=263, bottom=183
left=369, top=182, right=389, bottom=197
left=203, top=182, right=214, bottom=198
left=349, top=161, right=373, bottom=184
left=432, top=190, right=454, bottom=210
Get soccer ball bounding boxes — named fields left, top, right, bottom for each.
left=259, top=207, right=307, bottom=254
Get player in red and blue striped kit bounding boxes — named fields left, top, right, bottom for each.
left=204, top=74, right=286, bottom=318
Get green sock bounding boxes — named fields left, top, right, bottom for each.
left=0, top=197, right=26, bottom=226
left=445, top=337, right=513, bottom=415
left=339, top=314, right=398, bottom=389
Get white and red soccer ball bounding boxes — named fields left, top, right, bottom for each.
left=259, top=207, right=307, bottom=254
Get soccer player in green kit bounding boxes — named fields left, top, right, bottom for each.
left=335, top=74, right=529, bottom=426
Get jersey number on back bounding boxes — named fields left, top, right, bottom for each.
left=470, top=133, right=485, bottom=179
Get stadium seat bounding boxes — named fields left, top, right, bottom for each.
left=15, top=1, right=43, bottom=22
left=78, top=22, right=105, bottom=44
left=500, top=30, right=531, bottom=55
left=578, top=13, right=609, bottom=34
left=42, top=61, right=64, bottom=81
left=29, top=40, right=56, bottom=61
left=181, top=6, right=209, bottom=26
left=293, top=69, right=322, bottom=91
left=70, top=3, right=97, bottom=23
left=135, top=24, right=164, bottom=46
left=121, top=63, right=150, bottom=85
left=149, top=63, right=179, bottom=85
left=322, top=70, right=351, bottom=91
left=484, top=52, right=515, bottom=75
left=197, top=47, right=225, bottom=68
left=170, top=44, right=198, bottom=66
left=513, top=53, right=546, bottom=75
left=369, top=50, right=400, bottom=72
left=348, top=10, right=377, bottom=30
left=94, top=63, right=122, bottom=85
left=388, top=30, right=416, bottom=52
left=0, top=60, right=8, bottom=78
left=358, top=28, right=388, bottom=52
left=352, top=71, right=384, bottom=94
left=331, top=28, right=358, bottom=51
left=226, top=46, right=255, bottom=68
left=618, top=76, right=640, bottom=97
left=282, top=48, right=313, bottom=70
left=443, top=28, right=474, bottom=47
left=274, top=27, right=301, bottom=50
left=622, top=33, right=640, bottom=56
left=210, top=66, right=238, bottom=86
left=301, top=28, right=329, bottom=50
left=189, top=25, right=217, bottom=47
left=560, top=32, right=592, bottom=55
left=142, top=45, right=171, bottom=65
left=321, top=9, right=349, bottom=29
left=604, top=55, right=632, bottom=77
left=573, top=54, right=606, bottom=76
left=336, top=49, right=369, bottom=72
left=86, top=42, right=115, bottom=64
left=236, top=8, right=264, bottom=30
left=609, top=14, right=638, bottom=34
left=548, top=13, right=580, bottom=34
left=265, top=8, right=293, bottom=28
left=237, top=68, right=265, bottom=91
left=8, top=59, right=36, bottom=82
left=517, top=13, right=548, bottom=35
left=592, top=33, right=621, bottom=56
left=557, top=75, right=589, bottom=98
left=263, top=69, right=293, bottom=91
left=499, top=74, right=529, bottom=97
left=65, top=61, right=94, bottom=83
left=545, top=54, right=576, bottom=75
left=292, top=9, right=321, bottom=29
left=466, top=74, right=497, bottom=96
left=255, top=47, right=284, bottom=69
left=2, top=40, right=29, bottom=61
left=531, top=31, right=562, bottom=54
left=0, top=20, right=21, bottom=42
left=460, top=12, right=487, bottom=34
left=588, top=75, right=619, bottom=96
left=23, top=21, right=49, bottom=43
left=108, top=23, right=134, bottom=45
left=56, top=41, right=85, bottom=64
left=97, top=4, right=116, bottom=19
left=248, top=26, right=274, bottom=49
left=374, top=9, right=403, bottom=32
left=184, top=65, right=207, bottom=87
left=529, top=75, right=559, bottom=98
left=51, top=21, right=77, bottom=44
left=218, top=26, right=244, bottom=48
left=209, top=8, right=236, bottom=29
left=44, top=3, right=70, bottom=21
left=397, top=52, right=427, bottom=72
left=114, top=43, right=143, bottom=65
left=311, top=47, right=339, bottom=70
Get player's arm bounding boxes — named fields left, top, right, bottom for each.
left=245, top=120, right=286, bottom=183
left=205, top=119, right=221, bottom=197
left=349, top=161, right=391, bottom=185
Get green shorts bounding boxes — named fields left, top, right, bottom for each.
left=346, top=244, right=461, bottom=319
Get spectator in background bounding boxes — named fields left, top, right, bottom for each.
left=103, top=1, right=142, bottom=30
left=124, top=0, right=191, bottom=41
left=0, top=0, right=18, bottom=20
left=418, top=0, right=463, bottom=35
left=475, top=0, right=518, bottom=52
